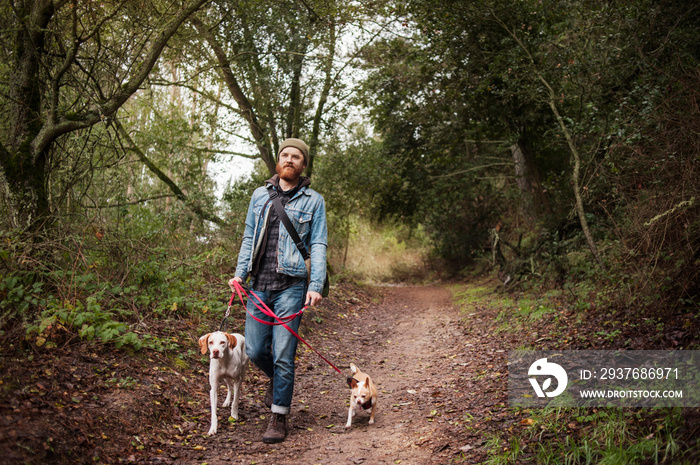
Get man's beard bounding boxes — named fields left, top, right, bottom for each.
left=277, top=163, right=304, bottom=182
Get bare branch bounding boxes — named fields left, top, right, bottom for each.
left=491, top=10, right=605, bottom=269
left=190, top=14, right=276, bottom=174
left=83, top=194, right=176, bottom=209
left=31, top=0, right=211, bottom=156
left=114, top=118, right=227, bottom=227
left=430, top=163, right=513, bottom=179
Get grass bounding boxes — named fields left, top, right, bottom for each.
left=480, top=407, right=690, bottom=465
left=452, top=284, right=495, bottom=306
left=451, top=277, right=697, bottom=465
left=337, top=218, right=431, bottom=283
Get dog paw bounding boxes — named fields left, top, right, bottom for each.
left=345, top=423, right=352, bottom=429
left=222, top=400, right=231, bottom=407
left=207, top=428, right=217, bottom=436
left=369, top=419, right=375, bottom=425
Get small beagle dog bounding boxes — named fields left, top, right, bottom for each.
left=346, top=363, right=377, bottom=428
left=198, top=331, right=249, bottom=435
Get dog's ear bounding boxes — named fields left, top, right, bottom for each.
left=347, top=377, right=358, bottom=389
left=198, top=334, right=210, bottom=355
left=365, top=375, right=372, bottom=387
left=226, top=333, right=237, bottom=349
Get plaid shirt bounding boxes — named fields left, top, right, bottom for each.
left=250, top=187, right=304, bottom=292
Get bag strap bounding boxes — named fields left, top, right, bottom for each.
left=268, top=188, right=310, bottom=260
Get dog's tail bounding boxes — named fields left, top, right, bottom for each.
left=350, top=363, right=358, bottom=374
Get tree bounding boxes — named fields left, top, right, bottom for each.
left=0, top=0, right=209, bottom=230
left=114, top=118, right=226, bottom=226
left=314, top=127, right=384, bottom=267
left=357, top=0, right=695, bottom=272
left=186, top=0, right=379, bottom=178
left=489, top=10, right=605, bottom=266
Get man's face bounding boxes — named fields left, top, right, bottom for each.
left=276, top=147, right=306, bottom=182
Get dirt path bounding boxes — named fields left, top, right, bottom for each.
left=189, top=284, right=499, bottom=465
left=291, top=285, right=466, bottom=465
left=1, top=283, right=514, bottom=464
left=5, top=281, right=698, bottom=464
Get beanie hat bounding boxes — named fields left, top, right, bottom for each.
left=278, top=138, right=309, bottom=165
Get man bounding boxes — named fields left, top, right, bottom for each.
left=229, top=138, right=327, bottom=443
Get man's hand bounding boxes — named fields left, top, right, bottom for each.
left=229, top=276, right=243, bottom=291
left=305, top=291, right=322, bottom=307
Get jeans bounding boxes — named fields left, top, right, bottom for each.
left=245, top=280, right=306, bottom=415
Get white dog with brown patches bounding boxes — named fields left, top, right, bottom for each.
left=345, top=363, right=377, bottom=428
left=198, top=331, right=249, bottom=435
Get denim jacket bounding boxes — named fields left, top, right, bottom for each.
left=235, top=179, right=328, bottom=294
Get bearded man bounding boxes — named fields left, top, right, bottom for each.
left=229, top=138, right=327, bottom=443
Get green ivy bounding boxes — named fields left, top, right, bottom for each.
left=25, top=297, right=141, bottom=350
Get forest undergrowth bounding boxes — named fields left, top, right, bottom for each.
left=1, top=222, right=698, bottom=463
left=452, top=278, right=700, bottom=464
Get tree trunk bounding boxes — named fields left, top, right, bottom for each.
left=511, top=140, right=551, bottom=219
left=190, top=15, right=277, bottom=175
left=1, top=0, right=54, bottom=229
left=495, top=15, right=605, bottom=268
left=0, top=0, right=209, bottom=230
left=544, top=99, right=604, bottom=269
left=307, top=19, right=337, bottom=178
left=285, top=29, right=309, bottom=139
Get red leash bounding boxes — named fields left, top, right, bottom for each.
left=230, top=281, right=343, bottom=375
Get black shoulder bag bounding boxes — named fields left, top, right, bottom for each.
left=268, top=189, right=329, bottom=297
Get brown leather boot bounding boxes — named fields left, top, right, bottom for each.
left=264, top=379, right=273, bottom=408
left=262, top=413, right=287, bottom=444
